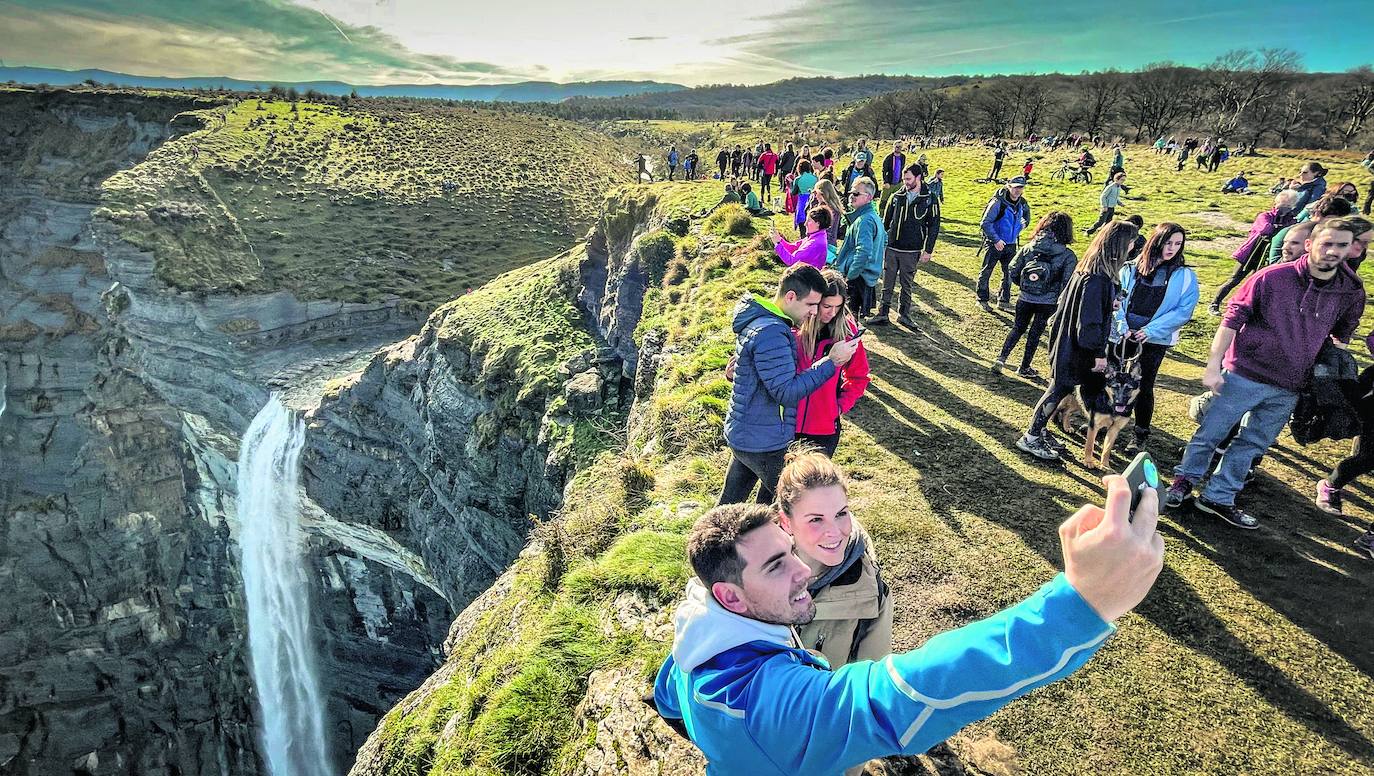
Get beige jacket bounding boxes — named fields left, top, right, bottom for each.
left=796, top=519, right=894, bottom=669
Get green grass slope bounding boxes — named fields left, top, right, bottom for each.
left=365, top=156, right=1374, bottom=775
left=96, top=96, right=639, bottom=305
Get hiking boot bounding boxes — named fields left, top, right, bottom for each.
left=1195, top=497, right=1260, bottom=530
left=1124, top=429, right=1151, bottom=454
left=991, top=359, right=1006, bottom=374
left=978, top=300, right=993, bottom=312
left=1355, top=530, right=1374, bottom=560
left=866, top=312, right=891, bottom=325
left=1016, top=433, right=1060, bottom=460
left=1315, top=479, right=1345, bottom=516
left=1016, top=366, right=1042, bottom=381
left=1164, top=475, right=1194, bottom=509
left=998, top=300, right=1015, bottom=312
left=897, top=314, right=917, bottom=329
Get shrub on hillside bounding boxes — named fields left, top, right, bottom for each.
left=635, top=230, right=677, bottom=285
left=704, top=204, right=755, bottom=238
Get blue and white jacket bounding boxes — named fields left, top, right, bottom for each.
left=654, top=575, right=1114, bottom=776
left=1112, top=263, right=1200, bottom=346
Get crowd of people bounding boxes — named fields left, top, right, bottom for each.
left=642, top=133, right=1374, bottom=773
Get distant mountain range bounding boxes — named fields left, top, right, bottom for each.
left=0, top=66, right=687, bottom=102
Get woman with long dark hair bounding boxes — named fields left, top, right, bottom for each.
left=1113, top=222, right=1200, bottom=452
left=1015, top=221, right=1138, bottom=460
left=994, top=211, right=1077, bottom=380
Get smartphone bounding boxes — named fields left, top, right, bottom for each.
left=1121, top=451, right=1161, bottom=522
left=850, top=326, right=867, bottom=340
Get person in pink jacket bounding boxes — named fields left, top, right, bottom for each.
left=795, top=269, right=871, bottom=456
left=1209, top=189, right=1298, bottom=314
left=771, top=206, right=832, bottom=269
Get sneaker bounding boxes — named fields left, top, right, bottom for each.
left=998, top=300, right=1015, bottom=312
left=991, top=359, right=1006, bottom=374
left=1016, top=433, right=1060, bottom=460
left=1040, top=431, right=1067, bottom=454
left=1196, top=498, right=1260, bottom=530
left=1355, top=530, right=1374, bottom=560
left=865, top=312, right=890, bottom=326
left=1164, top=475, right=1194, bottom=509
left=1207, top=304, right=1221, bottom=317
left=1016, top=366, right=1042, bottom=380
left=978, top=300, right=993, bottom=312
left=1315, top=479, right=1344, bottom=515
left=896, top=314, right=917, bottom=329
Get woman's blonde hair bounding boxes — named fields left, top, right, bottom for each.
left=1077, top=220, right=1138, bottom=278
left=776, top=447, right=848, bottom=516
left=799, top=268, right=852, bottom=357
left=815, top=178, right=844, bottom=224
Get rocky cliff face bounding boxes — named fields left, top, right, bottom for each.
left=0, top=90, right=484, bottom=775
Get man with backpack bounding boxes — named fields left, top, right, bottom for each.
left=719, top=264, right=860, bottom=506
left=1165, top=219, right=1366, bottom=529
left=871, top=164, right=937, bottom=328
left=977, top=177, right=1032, bottom=312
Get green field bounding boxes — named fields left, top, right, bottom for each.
left=368, top=134, right=1374, bottom=774
left=96, top=96, right=641, bottom=305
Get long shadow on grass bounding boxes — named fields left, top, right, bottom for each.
left=853, top=346, right=1374, bottom=764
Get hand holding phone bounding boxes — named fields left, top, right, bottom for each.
left=850, top=326, right=867, bottom=340
left=1121, top=451, right=1162, bottom=522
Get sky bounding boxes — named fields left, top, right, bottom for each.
left=0, top=0, right=1369, bottom=87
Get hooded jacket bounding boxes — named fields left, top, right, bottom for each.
left=1233, top=206, right=1295, bottom=263
left=1222, top=259, right=1366, bottom=392
left=882, top=184, right=938, bottom=253
left=834, top=202, right=887, bottom=286
left=724, top=295, right=837, bottom=453
left=797, top=519, right=892, bottom=668
left=1113, top=262, right=1200, bottom=346
left=794, top=319, right=870, bottom=436
left=1008, top=231, right=1077, bottom=306
left=653, top=574, right=1114, bottom=776
left=980, top=188, right=1031, bottom=245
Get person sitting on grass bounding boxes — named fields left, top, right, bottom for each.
left=654, top=476, right=1165, bottom=775
left=717, top=264, right=860, bottom=506
left=771, top=206, right=831, bottom=270
left=1221, top=172, right=1251, bottom=194
left=701, top=179, right=741, bottom=217
left=739, top=182, right=774, bottom=217
left=1165, top=219, right=1366, bottom=530
left=994, top=210, right=1078, bottom=381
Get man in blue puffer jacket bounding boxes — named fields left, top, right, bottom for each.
left=656, top=477, right=1165, bottom=776
left=977, top=176, right=1032, bottom=311
left=719, top=264, right=860, bottom=505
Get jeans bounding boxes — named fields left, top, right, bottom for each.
left=977, top=242, right=1017, bottom=303
left=849, top=276, right=876, bottom=318
left=717, top=446, right=788, bottom=505
left=799, top=431, right=840, bottom=458
left=999, top=301, right=1056, bottom=369
left=1086, top=206, right=1115, bottom=234
left=880, top=248, right=921, bottom=316
left=1175, top=371, right=1297, bottom=505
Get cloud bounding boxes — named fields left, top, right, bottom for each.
left=0, top=0, right=535, bottom=84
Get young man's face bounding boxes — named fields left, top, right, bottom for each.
left=782, top=289, right=823, bottom=324
left=902, top=170, right=921, bottom=190
left=715, top=523, right=815, bottom=626
left=1282, top=228, right=1312, bottom=262
left=1007, top=185, right=1024, bottom=200
left=1306, top=229, right=1355, bottom=276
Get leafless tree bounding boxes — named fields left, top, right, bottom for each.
left=1204, top=48, right=1302, bottom=138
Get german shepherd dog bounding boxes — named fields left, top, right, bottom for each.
left=1051, top=341, right=1144, bottom=469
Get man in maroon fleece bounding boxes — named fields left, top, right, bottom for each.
left=1165, top=219, right=1365, bottom=529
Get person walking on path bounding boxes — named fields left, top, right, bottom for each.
left=636, top=153, right=653, bottom=183
left=759, top=144, right=779, bottom=203
left=667, top=146, right=679, bottom=181
left=1015, top=221, right=1139, bottom=461
left=977, top=177, right=1031, bottom=311
left=871, top=164, right=936, bottom=328
left=716, top=148, right=730, bottom=180
left=987, top=144, right=1007, bottom=181
left=1085, top=172, right=1126, bottom=235
left=718, top=264, right=859, bottom=506
left=993, top=211, right=1078, bottom=380
left=1209, top=189, right=1299, bottom=315
left=1111, top=223, right=1200, bottom=453
left=1165, top=219, right=1366, bottom=529
left=833, top=177, right=887, bottom=319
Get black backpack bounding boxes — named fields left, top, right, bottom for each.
left=1017, top=249, right=1055, bottom=296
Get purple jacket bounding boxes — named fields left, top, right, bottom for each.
left=775, top=230, right=828, bottom=269
left=1222, top=259, right=1366, bottom=391
left=1233, top=207, right=1295, bottom=262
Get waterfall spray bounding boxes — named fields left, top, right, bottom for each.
left=237, top=396, right=333, bottom=776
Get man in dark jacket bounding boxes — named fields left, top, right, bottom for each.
left=720, top=264, right=860, bottom=505
left=1166, top=219, right=1366, bottom=529
left=841, top=159, right=878, bottom=198
left=880, top=142, right=906, bottom=187
left=717, top=148, right=730, bottom=179
left=872, top=164, right=937, bottom=328
left=779, top=143, right=797, bottom=179
left=977, top=177, right=1032, bottom=311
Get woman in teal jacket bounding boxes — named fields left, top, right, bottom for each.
left=1112, top=222, right=1199, bottom=452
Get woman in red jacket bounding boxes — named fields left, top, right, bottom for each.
left=795, top=269, right=871, bottom=456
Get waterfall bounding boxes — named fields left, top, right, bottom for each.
left=237, top=396, right=333, bottom=776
